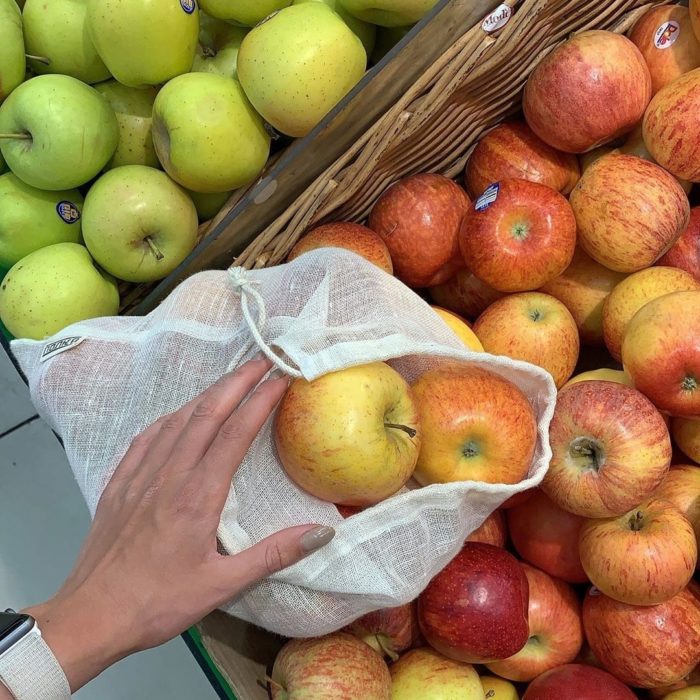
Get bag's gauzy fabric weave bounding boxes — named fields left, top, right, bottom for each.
left=12, top=249, right=556, bottom=637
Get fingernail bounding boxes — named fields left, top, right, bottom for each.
left=300, top=526, right=335, bottom=553
left=268, top=368, right=286, bottom=380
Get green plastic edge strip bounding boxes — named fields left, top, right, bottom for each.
left=185, top=627, right=238, bottom=700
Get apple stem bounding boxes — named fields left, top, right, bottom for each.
left=25, top=54, right=51, bottom=65
left=486, top=692, right=495, bottom=699
left=264, top=676, right=284, bottom=692
left=384, top=422, right=417, bottom=438
left=0, top=133, right=31, bottom=140
left=682, top=375, right=698, bottom=392
left=375, top=635, right=399, bottom=662
left=629, top=510, right=644, bottom=532
left=144, top=236, right=165, bottom=261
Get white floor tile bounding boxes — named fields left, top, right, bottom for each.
left=0, top=349, right=36, bottom=434
left=0, top=419, right=217, bottom=699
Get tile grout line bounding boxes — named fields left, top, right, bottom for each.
left=0, top=415, right=40, bottom=441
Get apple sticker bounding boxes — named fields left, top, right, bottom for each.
left=180, top=0, right=196, bottom=14
left=654, top=21, right=680, bottom=50
left=56, top=201, right=81, bottom=224
left=475, top=183, right=500, bottom=212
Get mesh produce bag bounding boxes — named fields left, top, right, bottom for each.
left=11, top=249, right=556, bottom=637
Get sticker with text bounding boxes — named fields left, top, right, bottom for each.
left=56, top=201, right=81, bottom=224
left=475, top=183, right=500, bottom=212
left=180, top=0, right=196, bottom=14
left=655, top=21, right=680, bottom=49
left=40, top=336, right=85, bottom=363
left=482, top=3, right=514, bottom=33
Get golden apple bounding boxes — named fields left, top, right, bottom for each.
left=480, top=675, right=519, bottom=700
left=274, top=362, right=421, bottom=506
left=431, top=307, right=484, bottom=352
left=673, top=418, right=700, bottom=463
left=563, top=369, right=633, bottom=390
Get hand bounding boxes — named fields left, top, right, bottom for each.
left=22, top=358, right=335, bottom=693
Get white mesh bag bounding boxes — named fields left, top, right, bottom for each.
left=11, top=249, right=556, bottom=638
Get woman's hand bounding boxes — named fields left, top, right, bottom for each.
left=22, top=357, right=335, bottom=693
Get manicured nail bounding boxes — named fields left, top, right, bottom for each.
left=300, top=526, right=335, bottom=553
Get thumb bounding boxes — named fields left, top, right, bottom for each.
left=214, top=524, right=336, bottom=594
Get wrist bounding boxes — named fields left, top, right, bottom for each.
left=23, top=592, right=132, bottom=692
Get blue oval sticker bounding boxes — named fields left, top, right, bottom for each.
left=180, top=0, right=195, bottom=14
left=56, top=201, right=81, bottom=224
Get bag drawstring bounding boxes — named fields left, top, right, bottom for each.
left=228, top=267, right=303, bottom=378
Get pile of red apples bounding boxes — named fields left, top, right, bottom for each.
left=269, top=3, right=700, bottom=698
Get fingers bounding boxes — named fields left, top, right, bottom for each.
left=211, top=525, right=336, bottom=600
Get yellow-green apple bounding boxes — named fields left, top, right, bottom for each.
left=582, top=585, right=700, bottom=688
left=198, top=0, right=291, bottom=26
left=22, top=0, right=110, bottom=84
left=673, top=419, right=700, bottom=463
left=0, top=75, right=118, bottom=190
left=579, top=498, right=697, bottom=606
left=86, top=0, right=198, bottom=88
left=93, top=81, right=159, bottom=170
left=665, top=689, right=700, bottom=700
left=464, top=121, right=580, bottom=199
left=0, top=242, right=118, bottom=340
left=460, top=179, right=576, bottom=293
left=371, top=25, right=413, bottom=64
left=344, top=603, right=417, bottom=661
left=152, top=73, right=270, bottom=194
left=0, top=0, right=25, bottom=102
left=186, top=189, right=232, bottom=222
left=486, top=563, right=583, bottom=682
left=369, top=174, right=469, bottom=288
left=630, top=5, right=700, bottom=94
left=390, top=647, right=484, bottom=700
left=563, top=368, right=633, bottom=390
left=82, top=165, right=198, bottom=283
left=603, top=266, right=700, bottom=361
left=543, top=381, right=672, bottom=517
left=507, top=489, right=588, bottom=583
left=648, top=667, right=700, bottom=699
left=269, top=633, right=391, bottom=699
left=430, top=307, right=484, bottom=352
left=0, top=173, right=83, bottom=268
left=540, top=247, right=627, bottom=346
left=191, top=14, right=247, bottom=79
left=480, top=676, right=519, bottom=700
left=621, top=290, right=700, bottom=417
left=523, top=31, right=652, bottom=154
left=410, top=363, right=537, bottom=486
left=466, top=509, right=507, bottom=548
left=569, top=153, right=690, bottom=272
left=522, top=664, right=637, bottom=700
left=237, top=4, right=366, bottom=137
left=473, top=292, right=580, bottom=389
left=274, top=361, right=421, bottom=506
left=429, top=268, right=504, bottom=320
left=654, top=464, right=700, bottom=547
left=287, top=222, right=393, bottom=274
left=293, top=0, right=376, bottom=56
left=659, top=207, right=700, bottom=281
left=418, top=542, right=529, bottom=664
left=338, top=0, right=438, bottom=27
left=644, top=68, right=700, bottom=182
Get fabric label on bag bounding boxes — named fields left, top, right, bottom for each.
left=40, top=336, right=85, bottom=363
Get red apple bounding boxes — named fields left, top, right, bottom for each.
left=621, top=290, right=700, bottom=418
left=522, top=664, right=637, bottom=700
left=344, top=603, right=418, bottom=661
left=270, top=632, right=391, bottom=699
left=460, top=179, right=576, bottom=293
left=540, top=246, right=627, bottom=346
left=644, top=68, right=700, bottom=182
left=507, top=489, right=588, bottom=583
left=673, top=418, right=700, bottom=463
left=473, top=292, right=580, bottom=389
left=523, top=31, right=652, bottom=154
left=368, top=174, right=470, bottom=288
left=653, top=464, right=700, bottom=548
left=501, top=488, right=536, bottom=510
left=418, top=542, right=529, bottom=664
left=486, top=563, right=583, bottom=682
left=658, top=207, right=700, bottom=281
left=464, top=121, right=580, bottom=198
left=543, top=381, right=672, bottom=517
left=570, top=153, right=690, bottom=273
left=582, top=585, right=700, bottom=688
left=429, top=268, right=504, bottom=320
left=287, top=222, right=394, bottom=274
left=337, top=504, right=363, bottom=518
left=630, top=5, right=700, bottom=95
left=466, top=509, right=507, bottom=548
left=578, top=498, right=697, bottom=606
left=410, top=363, right=538, bottom=486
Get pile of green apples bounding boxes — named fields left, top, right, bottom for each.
left=0, top=0, right=437, bottom=341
